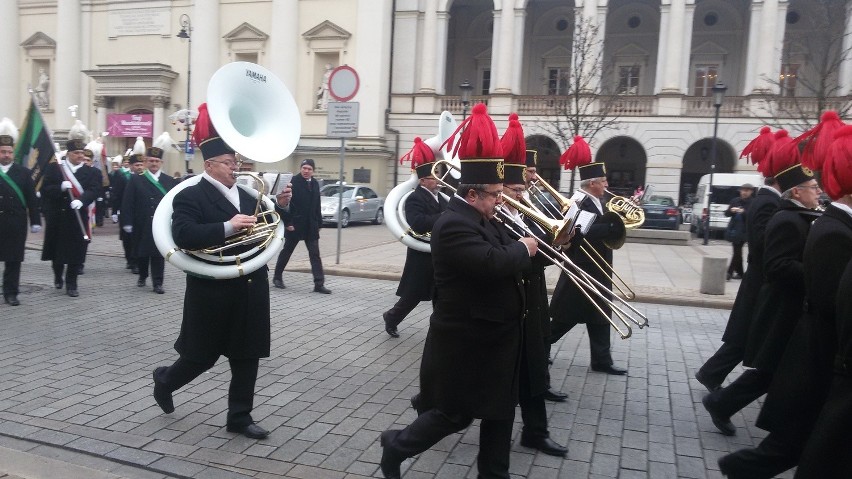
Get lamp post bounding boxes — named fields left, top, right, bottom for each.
left=703, top=82, right=728, bottom=246
left=459, top=79, right=473, bottom=120
left=177, top=14, right=192, bottom=173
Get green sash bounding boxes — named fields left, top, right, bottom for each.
left=122, top=169, right=131, bottom=180
left=0, top=168, right=26, bottom=207
left=144, top=170, right=168, bottom=196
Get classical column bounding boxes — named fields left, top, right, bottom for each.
left=269, top=0, right=298, bottom=91
left=489, top=9, right=502, bottom=94
left=94, top=96, right=109, bottom=139
left=840, top=0, right=852, bottom=95
left=679, top=2, right=696, bottom=93
left=392, top=8, right=419, bottom=94
left=511, top=8, right=526, bottom=93
left=56, top=0, right=82, bottom=128
left=354, top=0, right=391, bottom=136
left=660, top=0, right=686, bottom=94
left=152, top=96, right=170, bottom=138
left=433, top=11, right=450, bottom=95
left=747, top=0, right=782, bottom=94
left=492, top=1, right=515, bottom=94
left=192, top=0, right=220, bottom=104
left=0, top=0, right=19, bottom=117
left=419, top=0, right=438, bottom=93
left=654, top=3, right=671, bottom=94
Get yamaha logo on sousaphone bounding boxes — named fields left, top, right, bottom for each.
left=245, top=69, right=267, bottom=83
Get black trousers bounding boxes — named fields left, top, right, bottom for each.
left=728, top=242, right=745, bottom=276
left=137, top=255, right=165, bottom=286
left=697, top=341, right=744, bottom=390
left=155, top=356, right=259, bottom=427
left=273, top=237, right=324, bottom=286
left=52, top=261, right=81, bottom=289
left=720, top=432, right=800, bottom=479
left=121, top=235, right=135, bottom=266
left=384, top=409, right=514, bottom=479
left=383, top=296, right=420, bottom=328
left=519, top=345, right=548, bottom=440
left=2, top=261, right=21, bottom=296
left=707, top=368, right=772, bottom=418
left=550, top=319, right=613, bottom=368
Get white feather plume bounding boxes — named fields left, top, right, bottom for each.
left=111, top=155, right=123, bottom=164
left=68, top=119, right=91, bottom=141
left=153, top=131, right=176, bottom=151
left=0, top=117, right=19, bottom=143
left=84, top=139, right=103, bottom=159
left=132, top=136, right=146, bottom=155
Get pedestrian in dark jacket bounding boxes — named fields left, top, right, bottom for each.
left=724, top=184, right=754, bottom=280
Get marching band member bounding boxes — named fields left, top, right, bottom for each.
left=151, top=103, right=293, bottom=440
left=549, top=136, right=627, bottom=376
left=381, top=137, right=447, bottom=338
left=121, top=133, right=179, bottom=294
left=0, top=118, right=40, bottom=306
left=379, top=104, right=536, bottom=479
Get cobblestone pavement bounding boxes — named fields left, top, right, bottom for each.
left=0, top=243, right=791, bottom=479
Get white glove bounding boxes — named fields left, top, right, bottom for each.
left=70, top=199, right=83, bottom=210
left=30, top=225, right=42, bottom=233
left=111, top=214, right=119, bottom=223
left=123, top=225, right=133, bottom=233
left=35, top=191, right=41, bottom=198
left=61, top=181, right=73, bottom=191
left=96, top=197, right=103, bottom=202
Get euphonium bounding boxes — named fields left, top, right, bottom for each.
left=605, top=189, right=645, bottom=229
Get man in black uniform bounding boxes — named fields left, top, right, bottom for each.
left=40, top=137, right=101, bottom=297
left=703, top=164, right=820, bottom=437
left=382, top=137, right=447, bottom=338
left=723, top=184, right=754, bottom=280
left=379, top=104, right=537, bottom=479
left=0, top=120, right=41, bottom=306
left=272, top=158, right=330, bottom=294
left=151, top=103, right=292, bottom=440
left=549, top=144, right=627, bottom=376
left=116, top=153, right=146, bottom=273
left=121, top=139, right=178, bottom=294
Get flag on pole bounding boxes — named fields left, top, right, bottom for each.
left=14, top=96, right=56, bottom=191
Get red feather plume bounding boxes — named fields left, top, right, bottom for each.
left=797, top=110, right=845, bottom=172
left=500, top=114, right=526, bottom=166
left=823, top=125, right=852, bottom=200
left=192, top=103, right=218, bottom=147
left=560, top=136, right=592, bottom=170
left=444, top=103, right=502, bottom=160
left=740, top=126, right=774, bottom=166
left=399, top=137, right=435, bottom=168
left=761, top=130, right=800, bottom=177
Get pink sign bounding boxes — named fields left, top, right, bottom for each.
left=107, top=113, right=153, bottom=137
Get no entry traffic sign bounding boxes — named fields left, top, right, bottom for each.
left=328, top=65, right=360, bottom=102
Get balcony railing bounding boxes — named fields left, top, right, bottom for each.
left=439, top=96, right=489, bottom=116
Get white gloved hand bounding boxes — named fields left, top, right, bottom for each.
left=70, top=199, right=83, bottom=210
left=123, top=225, right=133, bottom=234
left=111, top=214, right=119, bottom=223
left=30, top=225, right=42, bottom=234
left=35, top=191, right=41, bottom=198
left=60, top=181, right=73, bottom=191
left=96, top=197, right=103, bottom=202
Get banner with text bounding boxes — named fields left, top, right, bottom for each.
left=107, top=113, right=153, bottom=137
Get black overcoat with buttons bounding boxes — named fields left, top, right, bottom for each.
left=170, top=177, right=275, bottom=362
left=395, top=185, right=447, bottom=301
left=283, top=174, right=321, bottom=241
left=417, top=196, right=530, bottom=421
left=0, top=163, right=40, bottom=262
left=521, top=216, right=553, bottom=397
left=121, top=172, right=178, bottom=257
left=40, top=162, right=101, bottom=264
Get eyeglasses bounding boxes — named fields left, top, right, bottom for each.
left=504, top=186, right=526, bottom=194
left=478, top=189, right=503, bottom=199
left=796, top=185, right=821, bottom=191
left=207, top=159, right=239, bottom=169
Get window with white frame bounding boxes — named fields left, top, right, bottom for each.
left=780, top=63, right=799, bottom=97
left=548, top=67, right=570, bottom=95
left=481, top=69, right=491, bottom=95
left=617, top=65, right=641, bottom=95
left=693, top=64, right=719, bottom=96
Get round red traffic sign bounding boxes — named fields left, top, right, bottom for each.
left=328, top=65, right=360, bottom=102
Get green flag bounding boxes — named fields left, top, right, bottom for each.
left=14, top=97, right=56, bottom=191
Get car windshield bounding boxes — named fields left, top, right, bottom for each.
left=644, top=196, right=675, bottom=206
left=321, top=185, right=355, bottom=198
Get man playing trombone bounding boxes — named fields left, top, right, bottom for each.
left=549, top=139, right=627, bottom=376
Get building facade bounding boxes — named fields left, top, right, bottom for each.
left=3, top=0, right=851, bottom=202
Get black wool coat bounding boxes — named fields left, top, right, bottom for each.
left=40, top=162, right=101, bottom=264
left=721, top=188, right=781, bottom=345
left=521, top=217, right=554, bottom=397
left=793, top=259, right=852, bottom=479
left=550, top=194, right=622, bottom=327
left=396, top=186, right=447, bottom=301
left=418, top=196, right=530, bottom=420
left=121, top=172, right=178, bottom=257
left=743, top=201, right=817, bottom=371
left=283, top=174, right=321, bottom=241
left=170, top=177, right=273, bottom=361
left=0, top=164, right=41, bottom=262
left=756, top=204, right=852, bottom=438
left=109, top=169, right=130, bottom=212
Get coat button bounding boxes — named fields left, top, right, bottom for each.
left=247, top=279, right=252, bottom=284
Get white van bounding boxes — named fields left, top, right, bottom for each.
left=691, top=172, right=763, bottom=236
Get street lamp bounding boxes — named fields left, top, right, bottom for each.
left=459, top=79, right=473, bottom=120
left=177, top=14, right=192, bottom=173
left=703, top=81, right=728, bottom=246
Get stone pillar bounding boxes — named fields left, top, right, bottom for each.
left=354, top=0, right=391, bottom=136
left=94, top=96, right=108, bottom=139
left=511, top=8, right=526, bottom=93
left=269, top=0, right=298, bottom=92
left=489, top=10, right=502, bottom=94
left=679, top=2, right=696, bottom=94
left=840, top=1, right=852, bottom=95
left=434, top=11, right=450, bottom=95
left=392, top=8, right=419, bottom=94
left=419, top=0, right=438, bottom=93
left=192, top=0, right=220, bottom=103
left=660, top=0, right=686, bottom=94
left=56, top=0, right=82, bottom=128
left=654, top=3, right=671, bottom=94
left=152, top=96, right=170, bottom=138
left=492, top=2, right=515, bottom=94
left=0, top=0, right=19, bottom=118
left=747, top=0, right=782, bottom=94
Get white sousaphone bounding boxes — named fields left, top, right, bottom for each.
left=384, top=111, right=458, bottom=252
left=152, top=61, right=300, bottom=279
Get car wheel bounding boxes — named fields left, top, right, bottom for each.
left=373, top=208, right=384, bottom=225
left=340, top=209, right=350, bottom=228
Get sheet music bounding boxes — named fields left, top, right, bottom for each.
left=575, top=210, right=597, bottom=235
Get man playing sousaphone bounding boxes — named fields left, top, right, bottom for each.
left=151, top=103, right=293, bottom=440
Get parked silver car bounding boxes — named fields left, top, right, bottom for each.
left=320, top=183, right=385, bottom=227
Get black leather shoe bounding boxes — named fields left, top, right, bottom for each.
left=717, top=453, right=751, bottom=479
left=695, top=369, right=721, bottom=392
left=410, top=394, right=425, bottom=415
left=543, top=389, right=568, bottom=402
left=152, top=367, right=174, bottom=414
left=591, top=364, right=627, bottom=375
left=137, top=278, right=146, bottom=287
left=272, top=278, right=285, bottom=289
left=54, top=279, right=63, bottom=289
left=732, top=273, right=743, bottom=280
left=226, top=422, right=269, bottom=439
left=125, top=263, right=133, bottom=270
left=383, top=313, right=399, bottom=338
left=131, top=266, right=139, bottom=275
left=313, top=285, right=331, bottom=294
left=702, top=394, right=736, bottom=436
left=77, top=266, right=84, bottom=275
left=4, top=295, right=20, bottom=306
left=153, top=285, right=164, bottom=294
left=726, top=271, right=733, bottom=281
left=520, top=435, right=568, bottom=457
left=67, top=289, right=79, bottom=297
left=379, top=430, right=403, bottom=479
left=547, top=356, right=554, bottom=365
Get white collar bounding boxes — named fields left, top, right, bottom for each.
left=202, top=172, right=241, bottom=210
left=759, top=185, right=782, bottom=197
left=69, top=161, right=84, bottom=173
left=0, top=162, right=11, bottom=174
left=420, top=185, right=439, bottom=201
left=832, top=201, right=852, bottom=220
left=148, top=169, right=161, bottom=180
left=579, top=187, right=603, bottom=214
